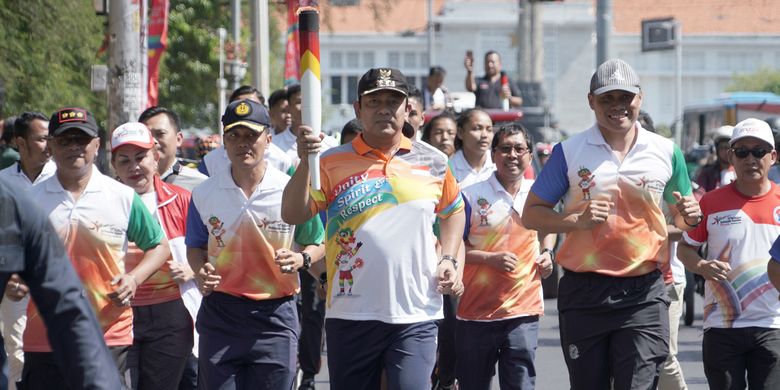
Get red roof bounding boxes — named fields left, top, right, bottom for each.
left=311, top=0, right=780, bottom=35
left=613, top=0, right=780, bottom=34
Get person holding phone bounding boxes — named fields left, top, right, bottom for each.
left=465, top=50, right=522, bottom=109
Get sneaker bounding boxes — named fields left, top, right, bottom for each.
left=298, top=377, right=315, bottom=390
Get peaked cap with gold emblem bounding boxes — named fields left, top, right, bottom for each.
left=221, top=99, right=271, bottom=133
left=357, top=67, right=410, bottom=97
left=49, top=107, right=100, bottom=137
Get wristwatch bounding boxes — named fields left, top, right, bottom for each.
left=301, top=252, right=312, bottom=270
left=438, top=254, right=458, bottom=270
left=541, top=248, right=555, bottom=262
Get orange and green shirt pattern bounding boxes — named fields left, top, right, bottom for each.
left=459, top=175, right=543, bottom=321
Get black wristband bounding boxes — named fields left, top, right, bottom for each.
left=684, top=216, right=701, bottom=228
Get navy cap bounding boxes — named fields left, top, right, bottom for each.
left=221, top=99, right=271, bottom=133
left=49, top=108, right=99, bottom=137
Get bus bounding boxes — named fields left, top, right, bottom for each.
left=682, top=91, right=780, bottom=152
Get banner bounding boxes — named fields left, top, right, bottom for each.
left=284, top=0, right=300, bottom=85
left=147, top=0, right=169, bottom=107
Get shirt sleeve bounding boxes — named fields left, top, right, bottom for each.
left=770, top=236, right=780, bottom=263
left=126, top=193, right=164, bottom=251
left=462, top=193, right=472, bottom=241
left=185, top=197, right=209, bottom=248
left=294, top=214, right=325, bottom=246
left=436, top=167, right=464, bottom=218
left=308, top=164, right=331, bottom=216
left=681, top=193, right=709, bottom=247
left=663, top=145, right=694, bottom=204
left=530, top=143, right=569, bottom=204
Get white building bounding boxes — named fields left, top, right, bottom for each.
left=317, top=0, right=780, bottom=136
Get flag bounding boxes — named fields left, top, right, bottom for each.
left=147, top=0, right=169, bottom=107
left=284, top=0, right=300, bottom=85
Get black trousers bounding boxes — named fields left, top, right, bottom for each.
left=127, top=298, right=193, bottom=390
left=298, top=271, right=325, bottom=379
left=558, top=270, right=670, bottom=390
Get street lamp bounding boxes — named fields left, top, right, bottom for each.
left=224, top=59, right=248, bottom=91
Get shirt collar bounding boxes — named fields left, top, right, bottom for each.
left=351, top=133, right=412, bottom=157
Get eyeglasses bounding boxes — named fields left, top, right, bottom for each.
left=731, top=147, right=771, bottom=159
left=496, top=144, right=530, bottom=155
left=49, top=134, right=96, bottom=147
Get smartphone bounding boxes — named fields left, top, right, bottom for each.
left=466, top=50, right=473, bottom=59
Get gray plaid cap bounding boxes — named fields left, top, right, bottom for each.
left=590, top=59, right=641, bottom=95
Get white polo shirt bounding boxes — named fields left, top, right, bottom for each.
left=531, top=123, right=693, bottom=277
left=186, top=166, right=324, bottom=301
left=0, top=160, right=55, bottom=188
left=449, top=149, right=496, bottom=187
left=25, top=165, right=163, bottom=351
left=459, top=174, right=543, bottom=321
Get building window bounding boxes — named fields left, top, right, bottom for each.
left=347, top=76, right=358, bottom=104
left=404, top=52, right=417, bottom=68
left=346, top=52, right=360, bottom=69
left=388, top=51, right=400, bottom=67
left=330, top=52, right=343, bottom=69
left=420, top=53, right=429, bottom=69
left=362, top=52, right=375, bottom=68
left=330, top=76, right=342, bottom=104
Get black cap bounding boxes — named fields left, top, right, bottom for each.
left=49, top=108, right=99, bottom=137
left=357, top=68, right=410, bottom=97
left=221, top=99, right=271, bottom=133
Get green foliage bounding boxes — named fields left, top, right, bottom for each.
left=160, top=0, right=285, bottom=130
left=0, top=0, right=105, bottom=120
left=727, top=68, right=780, bottom=95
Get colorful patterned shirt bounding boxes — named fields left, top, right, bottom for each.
left=25, top=166, right=164, bottom=351
left=531, top=123, right=692, bottom=276
left=459, top=174, right=543, bottom=321
left=310, top=134, right=463, bottom=324
left=186, top=166, right=324, bottom=301
left=685, top=183, right=780, bottom=329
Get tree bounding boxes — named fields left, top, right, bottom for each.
left=159, top=0, right=285, bottom=130
left=0, top=0, right=105, bottom=120
left=727, top=68, right=780, bottom=95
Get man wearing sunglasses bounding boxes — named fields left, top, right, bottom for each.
left=679, top=118, right=780, bottom=389
left=522, top=59, right=702, bottom=390
left=21, top=108, right=171, bottom=390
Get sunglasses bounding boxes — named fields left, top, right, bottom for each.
left=731, top=147, right=771, bottom=159
left=49, top=133, right=96, bottom=147
left=496, top=144, right=530, bottom=155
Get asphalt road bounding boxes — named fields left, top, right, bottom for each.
left=311, top=294, right=709, bottom=389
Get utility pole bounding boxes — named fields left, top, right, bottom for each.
left=108, top=0, right=144, bottom=170
left=230, top=0, right=243, bottom=91
left=518, top=0, right=543, bottom=83
left=596, top=0, right=612, bottom=66
left=250, top=0, right=270, bottom=98
left=427, top=0, right=435, bottom=68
